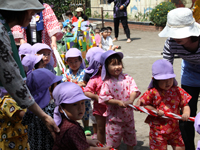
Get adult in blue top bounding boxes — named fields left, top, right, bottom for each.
left=107, top=0, right=131, bottom=43
left=159, top=8, right=200, bottom=150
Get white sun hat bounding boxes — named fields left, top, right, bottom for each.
left=75, top=7, right=83, bottom=12
left=0, top=0, right=44, bottom=13
left=158, top=7, right=200, bottom=39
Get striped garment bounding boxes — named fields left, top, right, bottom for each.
left=163, top=37, right=200, bottom=64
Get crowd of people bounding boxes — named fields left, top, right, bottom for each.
left=1, top=0, right=200, bottom=150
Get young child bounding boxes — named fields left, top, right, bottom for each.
left=21, top=54, right=44, bottom=76
left=66, top=10, right=78, bottom=24
left=52, top=82, right=110, bottom=150
left=99, top=50, right=141, bottom=150
left=107, top=26, right=121, bottom=50
left=0, top=96, right=29, bottom=149
left=22, top=68, right=62, bottom=150
left=84, top=52, right=107, bottom=143
left=63, top=48, right=91, bottom=135
left=18, top=43, right=32, bottom=60
left=32, top=43, right=56, bottom=74
left=94, top=28, right=101, bottom=47
left=138, top=59, right=191, bottom=150
left=99, top=27, right=114, bottom=51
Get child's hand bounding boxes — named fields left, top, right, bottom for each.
left=182, top=113, right=190, bottom=121
left=135, top=100, right=141, bottom=106
left=87, top=139, right=100, bottom=147
left=157, top=109, right=164, bottom=116
left=118, top=101, right=126, bottom=108
left=123, top=100, right=133, bottom=107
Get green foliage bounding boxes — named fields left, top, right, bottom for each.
left=44, top=0, right=72, bottom=20
left=150, top=2, right=176, bottom=27
left=85, top=8, right=91, bottom=17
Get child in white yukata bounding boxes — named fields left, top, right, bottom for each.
left=99, top=50, right=141, bottom=150
left=99, top=27, right=114, bottom=51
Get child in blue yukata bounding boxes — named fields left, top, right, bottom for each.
left=63, top=48, right=92, bottom=135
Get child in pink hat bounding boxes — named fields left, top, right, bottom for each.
left=99, top=50, right=141, bottom=149
left=138, top=59, right=191, bottom=150
left=52, top=82, right=110, bottom=150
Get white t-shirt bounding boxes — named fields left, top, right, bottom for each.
left=101, top=36, right=113, bottom=51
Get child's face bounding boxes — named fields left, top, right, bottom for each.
left=61, top=100, right=85, bottom=121
left=102, top=30, right=108, bottom=38
left=67, top=14, right=72, bottom=19
left=37, top=49, right=51, bottom=65
left=67, top=57, right=82, bottom=72
left=107, top=59, right=122, bottom=78
left=107, top=29, right=112, bottom=36
left=157, top=78, right=174, bottom=90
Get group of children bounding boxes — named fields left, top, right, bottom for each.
left=0, top=36, right=193, bottom=150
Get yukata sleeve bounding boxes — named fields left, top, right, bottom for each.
left=139, top=89, right=155, bottom=106
left=78, top=69, right=85, bottom=82
left=128, top=75, right=141, bottom=98
left=163, top=38, right=175, bottom=64
left=0, top=26, right=35, bottom=109
left=99, top=82, right=113, bottom=103
left=178, top=87, right=192, bottom=109
left=108, top=36, right=113, bottom=46
left=84, top=78, right=96, bottom=94
left=43, top=3, right=63, bottom=41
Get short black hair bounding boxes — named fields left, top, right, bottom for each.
left=95, top=28, right=100, bottom=33
left=66, top=11, right=73, bottom=16
left=0, top=10, right=27, bottom=25
left=107, top=26, right=112, bottom=31
left=101, top=27, right=108, bottom=33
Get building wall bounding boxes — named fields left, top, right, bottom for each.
left=90, top=0, right=195, bottom=20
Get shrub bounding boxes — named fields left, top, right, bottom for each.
left=150, top=2, right=176, bottom=27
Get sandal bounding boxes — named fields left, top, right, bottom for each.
left=126, top=39, right=131, bottom=43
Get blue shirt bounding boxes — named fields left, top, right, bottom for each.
left=62, top=68, right=85, bottom=82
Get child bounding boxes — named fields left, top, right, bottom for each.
left=22, top=68, right=62, bottom=150
left=99, top=27, right=114, bottom=51
left=99, top=50, right=141, bottom=150
left=32, top=43, right=56, bottom=74
left=18, top=43, right=32, bottom=60
left=94, top=28, right=101, bottom=47
left=52, top=82, right=110, bottom=150
left=0, top=96, right=29, bottom=149
left=63, top=48, right=91, bottom=135
left=138, top=59, right=191, bottom=150
left=21, top=54, right=44, bottom=76
left=84, top=52, right=107, bottom=143
left=107, top=26, right=121, bottom=50
left=66, top=10, right=78, bottom=24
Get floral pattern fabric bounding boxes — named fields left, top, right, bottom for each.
left=99, top=73, right=141, bottom=122
left=0, top=95, right=29, bottom=150
left=62, top=68, right=85, bottom=82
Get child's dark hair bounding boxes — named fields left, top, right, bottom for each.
left=66, top=11, right=73, bottom=17
left=107, top=26, right=112, bottom=31
left=66, top=56, right=82, bottom=62
left=101, top=27, right=108, bottom=33
left=95, top=28, right=100, bottom=33
left=35, top=59, right=44, bottom=69
left=152, top=78, right=175, bottom=89
left=105, top=54, right=123, bottom=76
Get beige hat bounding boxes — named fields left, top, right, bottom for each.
left=159, top=8, right=200, bottom=39
left=75, top=7, right=83, bottom=12
left=0, top=0, right=44, bottom=13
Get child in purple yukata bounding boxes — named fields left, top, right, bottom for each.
left=138, top=59, right=191, bottom=150
left=84, top=51, right=107, bottom=144
left=99, top=50, right=141, bottom=150
left=32, top=43, right=56, bottom=74
left=52, top=82, right=111, bottom=150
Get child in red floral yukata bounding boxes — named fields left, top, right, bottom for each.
left=99, top=50, right=141, bottom=150
left=138, top=59, right=191, bottom=150
left=52, top=82, right=111, bottom=150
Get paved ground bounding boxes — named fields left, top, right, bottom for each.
left=81, top=29, right=200, bottom=149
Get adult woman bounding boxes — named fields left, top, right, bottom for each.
left=159, top=8, right=200, bottom=150
left=75, top=7, right=88, bottom=21
left=0, top=0, right=59, bottom=140
left=107, top=0, right=131, bottom=43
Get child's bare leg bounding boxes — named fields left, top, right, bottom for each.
left=127, top=145, right=134, bottom=150
left=95, top=115, right=106, bottom=144
left=172, top=146, right=185, bottom=150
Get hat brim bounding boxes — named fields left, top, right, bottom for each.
left=0, top=0, right=44, bottom=13
left=154, top=74, right=176, bottom=80
left=148, top=77, right=178, bottom=89
left=62, top=92, right=90, bottom=104
left=50, top=75, right=63, bottom=86
left=159, top=22, right=200, bottom=39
